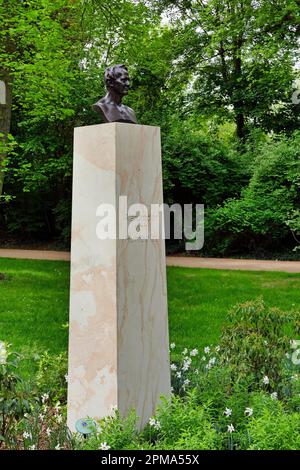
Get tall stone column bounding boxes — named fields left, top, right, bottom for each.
left=67, top=123, right=171, bottom=432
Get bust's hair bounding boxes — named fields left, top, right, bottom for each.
left=104, top=64, right=128, bottom=89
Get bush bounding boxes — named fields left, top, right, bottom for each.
left=2, top=299, right=300, bottom=450
left=0, top=342, right=30, bottom=448
left=245, top=393, right=300, bottom=450
left=206, top=132, right=300, bottom=256
left=36, top=352, right=68, bottom=404
left=219, top=298, right=300, bottom=389
left=162, top=119, right=248, bottom=208
left=0, top=343, right=72, bottom=450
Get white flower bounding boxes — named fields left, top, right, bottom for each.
left=56, top=414, right=63, bottom=424
left=190, top=348, right=198, bottom=357
left=99, top=442, right=111, bottom=450
left=245, top=407, right=253, bottom=417
left=227, top=424, right=235, bottom=433
left=215, top=345, right=220, bottom=352
left=209, top=357, right=216, bottom=365
left=29, top=445, right=36, bottom=450
left=64, top=374, right=68, bottom=383
left=170, top=363, right=177, bottom=371
left=182, top=358, right=192, bottom=371
left=0, top=341, right=7, bottom=365
left=23, top=431, right=31, bottom=439
left=271, top=392, right=278, bottom=400
left=149, top=418, right=161, bottom=430
left=195, top=368, right=199, bottom=375
left=176, top=371, right=182, bottom=378
left=201, top=356, right=206, bottom=361
left=41, top=393, right=49, bottom=404
left=224, top=408, right=232, bottom=417
left=263, top=375, right=270, bottom=385
left=170, top=343, right=176, bottom=350
left=110, top=404, right=117, bottom=413
left=204, top=346, right=210, bottom=354
left=205, top=363, right=212, bottom=370
left=38, top=414, right=44, bottom=421
left=55, top=402, right=61, bottom=413
left=55, top=444, right=61, bottom=450
left=46, top=428, right=52, bottom=437
left=182, top=348, right=188, bottom=355
left=183, top=379, right=190, bottom=386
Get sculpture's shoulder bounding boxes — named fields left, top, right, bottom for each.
left=93, top=98, right=108, bottom=113
left=123, top=104, right=138, bottom=124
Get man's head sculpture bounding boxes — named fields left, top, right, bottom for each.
left=93, top=64, right=138, bottom=124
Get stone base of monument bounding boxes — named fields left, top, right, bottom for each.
left=67, top=123, right=171, bottom=432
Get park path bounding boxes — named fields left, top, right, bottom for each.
left=0, top=249, right=300, bottom=273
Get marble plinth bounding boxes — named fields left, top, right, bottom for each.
left=67, top=123, right=171, bottom=432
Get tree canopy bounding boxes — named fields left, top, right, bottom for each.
left=0, top=0, right=299, bottom=257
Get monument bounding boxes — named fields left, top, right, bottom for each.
left=67, top=65, right=171, bottom=432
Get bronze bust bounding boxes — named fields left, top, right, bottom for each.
left=93, top=64, right=138, bottom=124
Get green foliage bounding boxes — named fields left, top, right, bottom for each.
left=152, top=392, right=218, bottom=450
left=0, top=342, right=30, bottom=448
left=162, top=118, right=248, bottom=207
left=2, top=297, right=300, bottom=450
left=78, top=411, right=139, bottom=451
left=147, top=0, right=300, bottom=138
left=206, top=132, right=300, bottom=255
left=219, top=298, right=300, bottom=387
left=0, top=343, right=73, bottom=450
left=245, top=393, right=300, bottom=450
left=36, top=351, right=68, bottom=404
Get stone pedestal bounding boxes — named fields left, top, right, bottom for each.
left=67, top=123, right=171, bottom=432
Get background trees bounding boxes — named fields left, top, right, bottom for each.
left=0, top=0, right=299, bottom=257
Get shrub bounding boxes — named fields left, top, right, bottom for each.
left=0, top=342, right=30, bottom=449
left=219, top=298, right=300, bottom=389
left=245, top=393, right=300, bottom=450
left=36, top=352, right=68, bottom=404
left=206, top=132, right=300, bottom=255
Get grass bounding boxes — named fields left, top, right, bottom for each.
left=0, top=257, right=300, bottom=376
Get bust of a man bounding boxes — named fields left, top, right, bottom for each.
left=93, top=64, right=137, bottom=124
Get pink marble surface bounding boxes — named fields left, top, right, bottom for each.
left=67, top=123, right=170, bottom=431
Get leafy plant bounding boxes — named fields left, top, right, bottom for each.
left=36, top=352, right=68, bottom=404
left=219, top=298, right=300, bottom=389
left=0, top=342, right=30, bottom=448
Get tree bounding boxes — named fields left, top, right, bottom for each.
left=0, top=0, right=162, bottom=242
left=145, top=0, right=300, bottom=140
left=0, top=0, right=18, bottom=197
left=206, top=132, right=300, bottom=255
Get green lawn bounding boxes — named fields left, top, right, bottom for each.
left=0, top=257, right=300, bottom=376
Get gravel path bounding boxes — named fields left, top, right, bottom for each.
left=0, top=249, right=299, bottom=273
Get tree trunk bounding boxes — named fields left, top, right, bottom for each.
left=0, top=69, right=12, bottom=198
left=236, top=111, right=245, bottom=140
left=233, top=35, right=246, bottom=142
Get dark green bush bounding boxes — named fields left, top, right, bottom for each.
left=206, top=132, right=300, bottom=256
left=219, top=298, right=300, bottom=388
